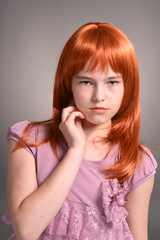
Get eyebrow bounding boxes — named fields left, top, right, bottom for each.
left=76, top=75, right=122, bottom=80
left=76, top=75, right=92, bottom=80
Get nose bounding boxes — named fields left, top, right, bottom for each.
left=92, top=84, right=105, bottom=102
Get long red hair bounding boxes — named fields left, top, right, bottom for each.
left=14, top=22, right=144, bottom=184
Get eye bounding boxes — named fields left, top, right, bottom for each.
left=108, top=81, right=118, bottom=86
left=80, top=81, right=91, bottom=85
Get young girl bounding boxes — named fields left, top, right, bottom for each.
left=3, top=22, right=157, bottom=240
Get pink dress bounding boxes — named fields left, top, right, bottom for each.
left=2, top=121, right=157, bottom=240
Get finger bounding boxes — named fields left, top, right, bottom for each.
left=65, top=111, right=85, bottom=123
left=61, top=106, right=77, bottom=122
left=75, top=116, right=84, bottom=129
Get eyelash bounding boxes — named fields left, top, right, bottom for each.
left=80, top=80, right=119, bottom=86
left=108, top=81, right=118, bottom=86
left=80, top=81, right=91, bottom=85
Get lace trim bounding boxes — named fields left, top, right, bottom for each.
left=2, top=210, right=11, bottom=225
left=2, top=179, right=134, bottom=240
left=40, top=179, right=133, bottom=239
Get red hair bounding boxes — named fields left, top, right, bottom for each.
left=14, top=22, right=144, bottom=184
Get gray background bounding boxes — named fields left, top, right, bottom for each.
left=0, top=0, right=160, bottom=239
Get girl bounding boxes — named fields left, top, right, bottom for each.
left=3, top=22, right=157, bottom=240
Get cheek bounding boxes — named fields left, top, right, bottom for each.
left=118, top=92, right=124, bottom=105
left=72, top=92, right=84, bottom=108
left=73, top=89, right=86, bottom=103
left=115, top=89, right=124, bottom=110
left=111, top=89, right=124, bottom=108
left=120, top=89, right=124, bottom=104
left=74, top=97, right=85, bottom=107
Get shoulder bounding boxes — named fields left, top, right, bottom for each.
left=7, top=120, right=49, bottom=156
left=7, top=120, right=30, bottom=137
left=7, top=120, right=47, bottom=141
left=128, top=146, right=157, bottom=191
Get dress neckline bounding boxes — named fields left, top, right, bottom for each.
left=59, top=139, right=118, bottom=169
left=82, top=144, right=118, bottom=168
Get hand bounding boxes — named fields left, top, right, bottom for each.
left=59, top=105, right=86, bottom=154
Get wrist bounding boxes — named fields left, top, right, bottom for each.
left=67, top=147, right=85, bottom=159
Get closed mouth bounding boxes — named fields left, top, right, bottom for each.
left=90, top=107, right=107, bottom=110
left=90, top=107, right=108, bottom=113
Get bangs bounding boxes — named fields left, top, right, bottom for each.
left=66, top=24, right=131, bottom=78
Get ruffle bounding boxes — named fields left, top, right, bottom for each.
left=2, top=210, right=12, bottom=225
left=129, top=149, right=157, bottom=191
left=40, top=179, right=133, bottom=239
left=7, top=120, right=39, bottom=157
left=2, top=211, right=18, bottom=240
left=2, top=179, right=133, bottom=240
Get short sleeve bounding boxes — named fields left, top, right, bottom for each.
left=129, top=148, right=158, bottom=191
left=7, top=120, right=37, bottom=157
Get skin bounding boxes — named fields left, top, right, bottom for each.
left=7, top=65, right=154, bottom=240
left=125, top=176, right=154, bottom=240
left=71, top=65, right=124, bottom=160
left=71, top=65, right=124, bottom=128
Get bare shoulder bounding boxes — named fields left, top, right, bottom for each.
left=125, top=176, right=155, bottom=240
left=7, top=139, right=38, bottom=214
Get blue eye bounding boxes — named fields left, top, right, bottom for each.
left=108, top=81, right=118, bottom=86
left=80, top=81, right=91, bottom=85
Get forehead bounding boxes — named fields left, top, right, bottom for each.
left=77, top=63, right=121, bottom=77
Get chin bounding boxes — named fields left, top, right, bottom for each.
left=84, top=117, right=111, bottom=126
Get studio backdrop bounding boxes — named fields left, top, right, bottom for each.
left=0, top=0, right=160, bottom=239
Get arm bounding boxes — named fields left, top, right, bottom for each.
left=125, top=175, right=155, bottom=240
left=7, top=106, right=86, bottom=240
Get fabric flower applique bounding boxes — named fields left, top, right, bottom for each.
left=102, top=178, right=128, bottom=229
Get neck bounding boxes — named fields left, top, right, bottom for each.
left=82, top=119, right=111, bottom=144
left=82, top=119, right=112, bottom=161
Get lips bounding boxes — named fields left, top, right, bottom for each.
left=90, top=107, right=108, bottom=113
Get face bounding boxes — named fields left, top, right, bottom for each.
left=71, top=65, right=124, bottom=127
